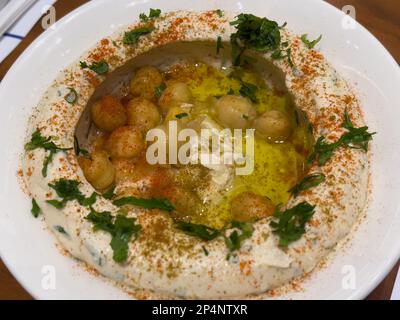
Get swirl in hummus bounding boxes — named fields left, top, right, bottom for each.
left=22, top=10, right=374, bottom=299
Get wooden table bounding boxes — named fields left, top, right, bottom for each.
left=0, top=0, right=399, bottom=300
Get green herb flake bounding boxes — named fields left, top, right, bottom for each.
left=86, top=208, right=142, bottom=263
left=64, top=88, right=78, bottom=104
left=103, top=186, right=116, bottom=200
left=176, top=222, right=221, bottom=241
left=123, top=27, right=154, bottom=45
left=216, top=36, right=224, bottom=54
left=289, top=173, right=326, bottom=197
left=175, top=113, right=189, bottom=119
left=31, top=199, right=41, bottom=218
left=202, top=245, right=209, bottom=256
left=55, top=226, right=68, bottom=235
left=215, top=9, right=223, bottom=17
left=113, top=196, right=174, bottom=212
left=74, top=136, right=90, bottom=158
left=308, top=109, right=376, bottom=166
left=25, top=130, right=72, bottom=177
left=155, top=82, right=167, bottom=98
left=224, top=221, right=254, bottom=252
left=239, top=81, right=259, bottom=103
left=46, top=179, right=98, bottom=209
left=80, top=60, right=109, bottom=75
left=301, top=34, right=322, bottom=49
left=140, top=8, right=161, bottom=22
left=270, top=202, right=316, bottom=247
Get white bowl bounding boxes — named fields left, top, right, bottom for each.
left=0, top=0, right=399, bottom=300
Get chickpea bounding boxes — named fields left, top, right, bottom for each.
left=130, top=66, right=163, bottom=100
left=253, top=110, right=292, bottom=142
left=105, top=126, right=145, bottom=159
left=231, top=192, right=275, bottom=222
left=215, top=95, right=256, bottom=129
left=126, top=97, right=161, bottom=132
left=79, top=150, right=115, bottom=190
left=158, top=81, right=192, bottom=113
left=91, top=95, right=127, bottom=132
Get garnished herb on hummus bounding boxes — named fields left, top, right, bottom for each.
left=31, top=198, right=41, bottom=218
left=47, top=179, right=97, bottom=209
left=139, top=8, right=161, bottom=22
left=25, top=130, right=72, bottom=177
left=55, top=226, right=68, bottom=235
left=289, top=173, right=326, bottom=197
left=102, top=186, right=116, bottom=200
left=270, top=202, right=316, bottom=247
left=64, top=87, right=78, bottom=104
left=175, top=113, right=188, bottom=119
left=80, top=60, right=109, bottom=75
left=224, top=221, right=254, bottom=253
left=86, top=207, right=142, bottom=262
left=74, top=136, right=90, bottom=158
left=216, top=36, right=224, bottom=54
left=230, top=14, right=282, bottom=66
left=301, top=34, right=322, bottom=49
left=113, top=197, right=175, bottom=212
left=239, top=81, right=259, bottom=103
left=155, top=82, right=167, bottom=98
left=123, top=27, right=154, bottom=45
left=309, top=110, right=375, bottom=166
left=215, top=9, right=223, bottom=17
left=176, top=221, right=221, bottom=241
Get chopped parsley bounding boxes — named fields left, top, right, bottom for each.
left=46, top=179, right=97, bottom=209
left=86, top=208, right=142, bottom=262
left=102, top=186, right=116, bottom=200
left=289, top=173, right=326, bottom=197
left=175, top=113, right=188, bottom=119
left=308, top=109, right=376, bottom=166
left=301, top=34, right=322, bottom=49
left=270, top=202, right=316, bottom=247
left=139, top=8, right=161, bottom=22
left=25, top=130, right=72, bottom=177
left=216, top=36, right=224, bottom=54
left=176, top=222, right=221, bottom=241
left=123, top=27, right=154, bottom=45
left=80, top=60, right=109, bottom=75
left=239, top=81, right=259, bottom=103
left=74, top=136, right=90, bottom=158
left=230, top=14, right=282, bottom=66
left=202, top=245, right=209, bottom=256
left=64, top=88, right=78, bottom=104
left=31, top=199, right=41, bottom=218
left=155, top=82, right=167, bottom=98
left=224, top=221, right=254, bottom=253
left=55, top=226, right=68, bottom=235
left=215, top=9, right=223, bottom=17
left=113, top=196, right=174, bottom=212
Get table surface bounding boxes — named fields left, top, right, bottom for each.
left=0, top=0, right=399, bottom=300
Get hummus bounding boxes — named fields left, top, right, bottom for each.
left=22, top=10, right=371, bottom=299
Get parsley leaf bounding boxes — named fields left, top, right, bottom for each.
left=175, top=113, right=188, bottom=119
left=113, top=196, right=174, bottom=212
left=55, top=226, right=68, bottom=235
left=80, top=60, right=109, bottom=75
left=301, top=34, right=322, bottom=49
left=102, top=186, right=116, bottom=200
left=216, top=36, right=224, bottom=54
left=64, top=87, right=78, bottom=104
left=31, top=198, right=41, bottom=218
left=308, top=109, right=376, bottom=165
left=74, top=136, right=90, bottom=158
left=139, top=8, right=161, bottom=22
left=224, top=221, right=254, bottom=252
left=123, top=27, right=154, bottom=45
left=270, top=202, right=316, bottom=247
left=230, top=14, right=281, bottom=66
left=47, top=179, right=97, bottom=209
left=175, top=221, right=221, bottom=241
left=289, top=173, right=326, bottom=197
left=215, top=9, right=223, bottom=17
left=86, top=208, right=142, bottom=262
left=239, top=81, right=259, bottom=103
left=155, top=82, right=166, bottom=98
left=25, top=130, right=72, bottom=177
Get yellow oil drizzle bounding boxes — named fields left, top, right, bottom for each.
left=166, top=62, right=313, bottom=229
